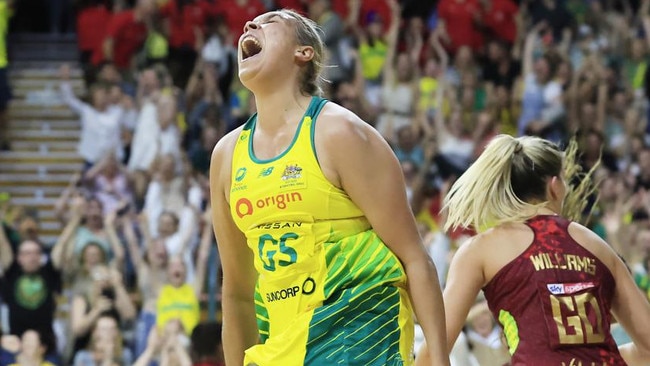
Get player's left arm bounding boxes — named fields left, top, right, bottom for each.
left=569, top=223, right=650, bottom=365
left=610, top=251, right=650, bottom=365
left=316, top=104, right=450, bottom=366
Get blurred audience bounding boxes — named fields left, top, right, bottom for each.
left=4, top=0, right=650, bottom=364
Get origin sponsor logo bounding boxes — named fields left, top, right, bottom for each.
left=235, top=192, right=303, bottom=218
left=547, top=282, right=595, bottom=295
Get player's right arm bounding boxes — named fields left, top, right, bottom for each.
left=210, top=130, right=259, bottom=365
left=441, top=236, right=486, bottom=352
left=415, top=235, right=485, bottom=365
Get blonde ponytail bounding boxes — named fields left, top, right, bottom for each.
left=561, top=137, right=601, bottom=224
left=443, top=135, right=564, bottom=232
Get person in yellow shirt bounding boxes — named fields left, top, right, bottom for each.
left=155, top=256, right=200, bottom=336
left=347, top=0, right=395, bottom=107
left=0, top=0, right=13, bottom=151
left=210, top=7, right=449, bottom=366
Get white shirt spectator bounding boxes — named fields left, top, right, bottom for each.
left=127, top=100, right=183, bottom=172
left=439, top=135, right=475, bottom=171
left=202, top=34, right=236, bottom=78
left=144, top=177, right=187, bottom=235
left=144, top=179, right=198, bottom=284
left=127, top=101, right=160, bottom=171
left=60, top=82, right=123, bottom=164
left=162, top=206, right=198, bottom=284
left=109, top=103, right=138, bottom=132
left=158, top=124, right=183, bottom=169
left=517, top=73, right=564, bottom=136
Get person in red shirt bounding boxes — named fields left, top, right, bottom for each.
left=159, top=0, right=208, bottom=88
left=416, top=135, right=650, bottom=365
left=436, top=0, right=484, bottom=54
left=214, top=0, right=266, bottom=46
left=273, top=0, right=306, bottom=13
left=93, top=0, right=157, bottom=71
left=76, top=1, right=112, bottom=65
left=76, top=0, right=112, bottom=86
left=482, top=0, right=518, bottom=45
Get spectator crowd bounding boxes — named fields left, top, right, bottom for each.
left=2, top=0, right=650, bottom=365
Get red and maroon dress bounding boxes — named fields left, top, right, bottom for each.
left=483, top=215, right=626, bottom=366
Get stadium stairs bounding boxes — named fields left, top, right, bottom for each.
left=0, top=32, right=84, bottom=246
left=0, top=34, right=219, bottom=335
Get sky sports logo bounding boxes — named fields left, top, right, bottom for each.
left=235, top=192, right=303, bottom=218
left=547, top=282, right=595, bottom=295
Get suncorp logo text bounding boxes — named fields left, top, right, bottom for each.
left=235, top=192, right=303, bottom=218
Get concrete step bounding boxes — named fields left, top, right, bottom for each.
left=1, top=186, right=66, bottom=199
left=40, top=233, right=60, bottom=243
left=9, top=108, right=77, bottom=120
left=7, top=129, right=80, bottom=141
left=12, top=207, right=62, bottom=224
left=9, top=32, right=77, bottom=43
left=0, top=173, right=72, bottom=187
left=0, top=152, right=82, bottom=165
left=9, top=120, right=80, bottom=131
left=0, top=161, right=80, bottom=174
left=12, top=79, right=85, bottom=89
left=35, top=227, right=62, bottom=240
left=11, top=141, right=77, bottom=153
left=10, top=68, right=83, bottom=81
left=13, top=86, right=85, bottom=100
left=3, top=56, right=84, bottom=240
left=9, top=61, right=80, bottom=71
left=38, top=209, right=59, bottom=221
left=40, top=235, right=59, bottom=244
left=11, top=99, right=82, bottom=111
left=39, top=221, right=62, bottom=232
left=9, top=102, right=83, bottom=113
left=10, top=196, right=59, bottom=209
left=10, top=50, right=79, bottom=62
left=10, top=42, right=78, bottom=52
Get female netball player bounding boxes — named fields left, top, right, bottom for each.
left=416, top=135, right=650, bottom=365
left=209, top=8, right=449, bottom=366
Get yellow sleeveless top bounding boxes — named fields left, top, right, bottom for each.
left=230, top=97, right=414, bottom=365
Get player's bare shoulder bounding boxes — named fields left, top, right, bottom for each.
left=314, top=101, right=378, bottom=144
left=311, top=101, right=385, bottom=187
left=567, top=221, right=619, bottom=270
left=211, top=126, right=245, bottom=167
left=210, top=125, right=246, bottom=197
left=453, top=229, right=501, bottom=261
left=465, top=223, right=534, bottom=276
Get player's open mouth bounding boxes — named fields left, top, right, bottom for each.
left=241, top=35, right=262, bottom=61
